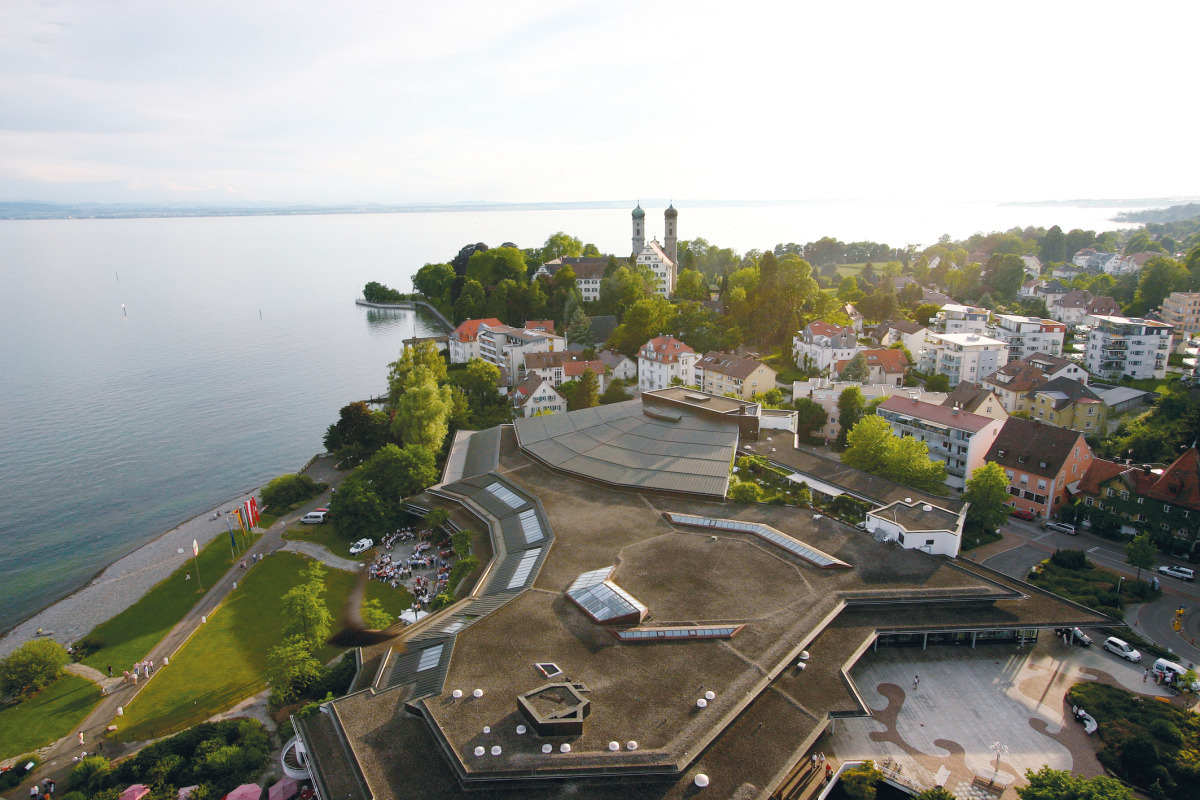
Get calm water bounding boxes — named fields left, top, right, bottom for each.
left=0, top=202, right=1143, bottom=633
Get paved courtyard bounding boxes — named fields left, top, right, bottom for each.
left=819, top=635, right=1175, bottom=799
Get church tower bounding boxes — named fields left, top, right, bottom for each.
left=632, top=203, right=646, bottom=255
left=664, top=203, right=678, bottom=266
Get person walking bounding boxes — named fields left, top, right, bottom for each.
left=1144, top=669, right=1149, bottom=682
left=78, top=732, right=85, bottom=746
left=912, top=674, right=920, bottom=689
left=106, top=665, right=113, bottom=677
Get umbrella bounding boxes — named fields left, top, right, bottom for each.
left=120, top=786, right=150, bottom=800
left=224, top=784, right=262, bottom=800
left=268, top=778, right=298, bottom=800
left=178, top=788, right=199, bottom=800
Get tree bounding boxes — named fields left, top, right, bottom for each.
left=675, top=269, right=709, bottom=301
left=386, top=342, right=447, bottom=407
left=794, top=398, right=828, bottom=441
left=838, top=275, right=863, bottom=301
left=607, top=296, right=673, bottom=355
left=281, top=563, right=332, bottom=647
left=1133, top=257, right=1188, bottom=315
left=842, top=416, right=893, bottom=473
left=913, top=790, right=955, bottom=800
left=600, top=381, right=629, bottom=405
left=1124, top=532, right=1156, bottom=581
left=260, top=473, right=324, bottom=510
left=913, top=303, right=940, bottom=326
left=575, top=368, right=601, bottom=409
left=839, top=352, right=871, bottom=382
left=840, top=760, right=884, bottom=800
left=411, top=262, right=456, bottom=303
left=983, top=254, right=1027, bottom=303
left=566, top=307, right=594, bottom=348
left=324, top=401, right=392, bottom=466
left=360, top=599, right=393, bottom=630
left=834, top=386, right=865, bottom=450
left=361, top=281, right=403, bottom=303
left=0, top=638, right=70, bottom=697
left=457, top=358, right=510, bottom=429
left=453, top=278, right=487, bottom=323
left=541, top=232, right=583, bottom=261
left=888, top=434, right=948, bottom=494
left=466, top=246, right=527, bottom=288
left=266, top=635, right=323, bottom=703
left=1016, top=766, right=1134, bottom=800
left=925, top=373, right=950, bottom=392
left=728, top=478, right=763, bottom=503
left=392, top=376, right=454, bottom=452
left=1039, top=225, right=1066, bottom=264
left=360, top=444, right=439, bottom=517
left=329, top=472, right=385, bottom=540
left=963, top=463, right=1010, bottom=534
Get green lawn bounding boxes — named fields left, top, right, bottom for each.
left=79, top=533, right=260, bottom=674
left=0, top=674, right=102, bottom=760
left=112, top=552, right=411, bottom=741
left=282, top=522, right=369, bottom=560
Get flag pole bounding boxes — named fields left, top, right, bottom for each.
left=226, top=517, right=238, bottom=557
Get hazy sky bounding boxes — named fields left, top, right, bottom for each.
left=2, top=1, right=1196, bottom=205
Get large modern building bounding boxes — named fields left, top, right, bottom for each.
left=791, top=379, right=947, bottom=443
left=917, top=333, right=1009, bottom=388
left=876, top=395, right=1005, bottom=491
left=989, top=315, right=1065, bottom=362
left=1160, top=292, right=1200, bottom=335
left=1025, top=378, right=1107, bottom=435
left=448, top=318, right=503, bottom=364
left=478, top=323, right=567, bottom=385
left=1083, top=315, right=1174, bottom=380
left=932, top=304, right=989, bottom=335
left=290, top=392, right=1113, bottom=800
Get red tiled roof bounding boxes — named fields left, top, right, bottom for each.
left=564, top=360, right=605, bottom=378
left=1076, top=459, right=1131, bottom=496
left=806, top=321, right=853, bottom=338
left=640, top=335, right=694, bottom=364
left=878, top=395, right=996, bottom=433
left=524, top=320, right=555, bottom=333
left=985, top=418, right=1088, bottom=477
left=696, top=352, right=772, bottom=380
left=1141, top=448, right=1200, bottom=510
left=452, top=317, right=503, bottom=343
left=981, top=360, right=1048, bottom=393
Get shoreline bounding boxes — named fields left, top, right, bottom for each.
left=0, top=486, right=264, bottom=657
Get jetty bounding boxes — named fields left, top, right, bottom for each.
left=355, top=297, right=453, bottom=332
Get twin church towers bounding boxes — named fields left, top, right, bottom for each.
left=631, top=202, right=678, bottom=266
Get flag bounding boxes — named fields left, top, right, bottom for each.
left=234, top=507, right=248, bottom=534
left=192, top=539, right=199, bottom=557
left=247, top=497, right=260, bottom=527
left=230, top=529, right=237, bottom=549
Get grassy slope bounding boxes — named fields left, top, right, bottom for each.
left=81, top=532, right=260, bottom=673
left=112, top=552, right=410, bottom=741
left=282, top=522, right=372, bottom=560
left=0, top=674, right=102, bottom=760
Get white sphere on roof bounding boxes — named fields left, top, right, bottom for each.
left=516, top=725, right=527, bottom=734
left=483, top=726, right=490, bottom=734
left=609, top=741, right=620, bottom=751
left=560, top=743, right=571, bottom=753
left=542, top=744, right=553, bottom=754
left=627, top=741, right=638, bottom=750
left=695, top=774, right=710, bottom=788
left=704, top=691, right=715, bottom=700
left=474, top=746, right=484, bottom=757
left=696, top=698, right=707, bottom=708
left=452, top=690, right=463, bottom=698
left=473, top=689, right=483, bottom=698
left=491, top=746, right=502, bottom=756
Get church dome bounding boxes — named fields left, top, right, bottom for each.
left=664, top=204, right=677, bottom=219
left=632, top=204, right=645, bottom=219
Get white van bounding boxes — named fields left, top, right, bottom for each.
left=1151, top=657, right=1198, bottom=690
left=301, top=511, right=327, bottom=524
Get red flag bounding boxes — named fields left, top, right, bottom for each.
left=192, top=539, right=199, bottom=557
left=247, top=497, right=259, bottom=527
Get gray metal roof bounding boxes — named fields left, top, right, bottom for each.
left=513, top=399, right=738, bottom=497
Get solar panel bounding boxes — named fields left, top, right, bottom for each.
left=417, top=644, right=444, bottom=672
left=665, top=513, right=851, bottom=569
left=486, top=482, right=525, bottom=509
left=518, top=508, right=544, bottom=543
left=507, top=548, right=542, bottom=589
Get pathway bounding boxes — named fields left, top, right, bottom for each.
left=279, top=540, right=362, bottom=572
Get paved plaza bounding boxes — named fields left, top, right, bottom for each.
left=820, top=635, right=1178, bottom=799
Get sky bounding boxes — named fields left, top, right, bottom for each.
left=2, top=0, right=1197, bottom=206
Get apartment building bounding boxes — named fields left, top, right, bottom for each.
left=478, top=323, right=566, bottom=384
left=917, top=333, right=1009, bottom=388
left=1050, top=290, right=1121, bottom=326
left=448, top=317, right=503, bottom=364
left=793, top=321, right=859, bottom=372
left=1084, top=316, right=1174, bottom=380
left=1077, top=448, right=1200, bottom=541
left=989, top=315, right=1065, bottom=361
left=522, top=351, right=608, bottom=392
left=933, top=304, right=990, bottom=335
left=637, top=335, right=697, bottom=391
left=940, top=382, right=1007, bottom=421
left=1161, top=292, right=1200, bottom=334
left=792, top=379, right=947, bottom=443
left=877, top=395, right=1005, bottom=491
left=1026, top=378, right=1107, bottom=435
left=1026, top=352, right=1089, bottom=384
left=985, top=418, right=1093, bottom=520
left=693, top=352, right=776, bottom=400
left=981, top=360, right=1048, bottom=415
left=510, top=374, right=566, bottom=418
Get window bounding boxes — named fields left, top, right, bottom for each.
left=1137, top=497, right=1144, bottom=505
left=1086, top=498, right=1094, bottom=506
left=1121, top=492, right=1129, bottom=500
left=1106, top=489, right=1115, bottom=497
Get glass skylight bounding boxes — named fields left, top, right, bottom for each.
left=518, top=508, right=544, bottom=543
left=613, top=625, right=742, bottom=641
left=567, top=574, right=647, bottom=623
left=507, top=548, right=542, bottom=589
left=416, top=644, right=444, bottom=672
left=486, top=482, right=525, bottom=509
left=665, top=513, right=850, bottom=568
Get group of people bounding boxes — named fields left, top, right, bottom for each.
left=120, top=659, right=156, bottom=684
left=381, top=527, right=418, bottom=549
left=365, top=525, right=459, bottom=611
left=29, top=778, right=55, bottom=799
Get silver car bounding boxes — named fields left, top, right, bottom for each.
left=1103, top=636, right=1142, bottom=662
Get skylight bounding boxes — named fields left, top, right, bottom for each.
left=507, top=548, right=542, bottom=589
left=518, top=508, right=544, bottom=543
left=613, top=625, right=743, bottom=641
left=665, top=513, right=851, bottom=569
left=486, top=482, right=525, bottom=509
left=417, top=644, right=444, bottom=672
left=567, top=571, right=647, bottom=623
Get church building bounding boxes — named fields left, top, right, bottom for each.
left=631, top=203, right=678, bottom=298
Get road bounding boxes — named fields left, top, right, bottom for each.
left=980, top=521, right=1200, bottom=667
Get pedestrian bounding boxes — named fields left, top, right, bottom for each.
left=123, top=669, right=129, bottom=683
left=79, top=731, right=85, bottom=746
left=1144, top=669, right=1149, bottom=683
left=912, top=674, right=920, bottom=689
left=186, top=571, right=191, bottom=581
left=819, top=752, right=826, bottom=763
left=30, top=784, right=39, bottom=799
left=825, top=763, right=833, bottom=783
left=106, top=664, right=113, bottom=677
left=47, top=779, right=55, bottom=797
left=811, top=753, right=818, bottom=769
left=132, top=671, right=138, bottom=685
left=148, top=659, right=154, bottom=675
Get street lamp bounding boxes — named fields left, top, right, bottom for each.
left=990, top=741, right=1009, bottom=775
left=1117, top=576, right=1124, bottom=594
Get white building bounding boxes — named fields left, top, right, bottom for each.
left=917, top=333, right=1009, bottom=388
left=933, top=304, right=990, bottom=335
left=868, top=320, right=930, bottom=353
left=1160, top=292, right=1200, bottom=335
left=478, top=323, right=566, bottom=385
left=533, top=258, right=609, bottom=302
left=511, top=374, right=566, bottom=418
left=865, top=498, right=965, bottom=558
left=636, top=240, right=677, bottom=298
left=637, top=335, right=698, bottom=392
left=792, top=379, right=947, bottom=442
left=793, top=321, right=860, bottom=373
left=693, top=352, right=776, bottom=400
left=523, top=351, right=608, bottom=392
left=1050, top=289, right=1121, bottom=326
left=448, top=317, right=503, bottom=364
left=599, top=349, right=637, bottom=381
left=989, top=315, right=1066, bottom=361
left=1026, top=352, right=1089, bottom=385
left=1084, top=316, right=1174, bottom=380
left=877, top=395, right=1005, bottom=491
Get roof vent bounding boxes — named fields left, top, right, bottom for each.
left=922, top=504, right=933, bottom=512
left=904, top=498, right=913, bottom=504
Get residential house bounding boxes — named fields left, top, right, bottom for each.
left=1050, top=289, right=1121, bottom=326
left=1019, top=278, right=1045, bottom=299
left=1025, top=377, right=1107, bottom=435
left=1071, top=248, right=1098, bottom=268
left=980, top=360, right=1049, bottom=415
left=834, top=348, right=909, bottom=386
left=792, top=379, right=947, bottom=443
left=1077, top=449, right=1200, bottom=547
left=940, top=382, right=1007, bottom=421
left=1160, top=292, right=1200, bottom=335
left=693, top=352, right=777, bottom=400
left=1035, top=280, right=1069, bottom=308
left=933, top=304, right=990, bottom=335
left=523, top=351, right=608, bottom=392
left=510, top=374, right=566, bottom=418
left=1084, top=315, right=1174, bottom=380
left=448, top=317, right=503, bottom=364
left=989, top=315, right=1065, bottom=361
left=917, top=332, right=1009, bottom=388
left=877, top=396, right=1005, bottom=491
left=524, top=320, right=555, bottom=334
left=1026, top=352, right=1089, bottom=384
left=1053, top=264, right=1087, bottom=281
left=794, top=321, right=860, bottom=373
left=840, top=302, right=864, bottom=333
left=1021, top=255, right=1043, bottom=278
left=868, top=319, right=929, bottom=353
left=985, top=418, right=1093, bottom=520
left=1081, top=297, right=1123, bottom=326
left=533, top=257, right=615, bottom=303
left=599, top=349, right=637, bottom=381
left=478, top=323, right=567, bottom=384
left=1129, top=251, right=1165, bottom=270
left=637, top=334, right=697, bottom=391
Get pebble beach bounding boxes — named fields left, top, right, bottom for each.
left=0, top=488, right=263, bottom=658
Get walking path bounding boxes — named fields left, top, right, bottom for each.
left=279, top=540, right=362, bottom=572
left=16, top=456, right=347, bottom=793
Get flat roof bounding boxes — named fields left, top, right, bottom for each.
left=871, top=500, right=961, bottom=533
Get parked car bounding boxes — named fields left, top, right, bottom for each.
left=1151, top=657, right=1200, bottom=690
left=349, top=538, right=374, bottom=555
left=1009, top=509, right=1036, bottom=521
left=1041, top=521, right=1077, bottom=535
left=1102, top=636, right=1142, bottom=662
left=301, top=511, right=327, bottom=524
left=1158, top=565, right=1196, bottom=582
left=1055, top=627, right=1092, bottom=646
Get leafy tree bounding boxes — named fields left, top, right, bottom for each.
left=598, top=265, right=654, bottom=319
left=1124, top=532, right=1157, bottom=581
left=324, top=401, right=392, bottom=466
left=259, top=474, right=324, bottom=510
left=838, top=276, right=863, bottom=301
left=453, top=278, right=487, bottom=323
left=913, top=303, right=941, bottom=326
left=600, top=381, right=629, bottom=405
left=856, top=291, right=899, bottom=324
left=834, top=386, right=865, bottom=450
left=0, top=638, right=70, bottom=697
left=675, top=268, right=709, bottom=301
left=839, top=352, right=871, bottom=382
left=450, top=242, right=489, bottom=276
left=925, top=373, right=950, bottom=392
left=843, top=416, right=893, bottom=473
left=1017, top=766, right=1134, bottom=800
left=457, top=358, right=510, bottom=428
left=541, top=232, right=583, bottom=261
left=913, top=790, right=955, bottom=800
left=794, top=398, right=828, bottom=441
left=888, top=434, right=947, bottom=494
left=360, top=599, right=393, bottom=630
left=963, top=463, right=1010, bottom=534
left=69, top=755, right=113, bottom=794
left=1133, top=257, right=1188, bottom=314
left=608, top=296, right=673, bottom=356
left=329, top=472, right=385, bottom=540
left=280, top=565, right=332, bottom=647
left=840, top=760, right=883, bottom=800
left=575, top=368, right=601, bottom=409
left=466, top=246, right=527, bottom=288
left=1039, top=225, right=1065, bottom=264
left=266, top=635, right=323, bottom=703
left=392, top=375, right=454, bottom=452
left=728, top=478, right=763, bottom=503
left=386, top=342, right=447, bottom=407
left=566, top=307, right=594, bottom=348
left=983, top=254, right=1027, bottom=303
left=411, top=262, right=456, bottom=303
left=362, top=281, right=404, bottom=303
left=360, top=444, right=438, bottom=518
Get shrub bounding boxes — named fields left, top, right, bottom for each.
left=1148, top=718, right=1183, bottom=745
left=0, top=638, right=70, bottom=697
left=259, top=474, right=326, bottom=511
left=728, top=478, right=763, bottom=504
left=1095, top=605, right=1123, bottom=621
left=69, top=756, right=113, bottom=794
left=1050, top=549, right=1089, bottom=570
left=0, top=758, right=38, bottom=791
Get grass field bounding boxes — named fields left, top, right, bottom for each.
left=112, top=551, right=411, bottom=741
left=282, top=522, right=369, bottom=559
left=0, top=674, right=102, bottom=760
left=79, top=532, right=260, bottom=674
